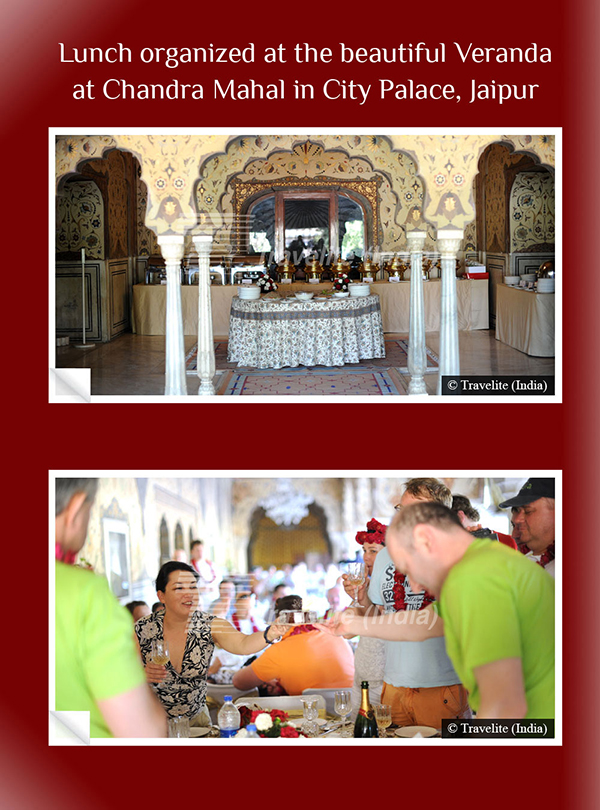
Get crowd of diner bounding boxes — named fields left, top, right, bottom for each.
left=54, top=476, right=555, bottom=738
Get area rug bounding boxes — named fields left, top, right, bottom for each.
left=185, top=339, right=438, bottom=375
left=218, top=368, right=401, bottom=396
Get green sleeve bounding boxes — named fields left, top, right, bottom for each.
left=82, top=576, right=146, bottom=701
left=443, top=567, right=522, bottom=672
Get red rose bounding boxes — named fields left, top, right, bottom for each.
left=280, top=725, right=300, bottom=738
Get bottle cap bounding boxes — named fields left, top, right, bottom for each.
left=247, top=724, right=257, bottom=732
left=223, top=695, right=232, bottom=702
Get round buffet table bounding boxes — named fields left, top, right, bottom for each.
left=227, top=294, right=386, bottom=369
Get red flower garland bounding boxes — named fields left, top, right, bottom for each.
left=392, top=572, right=435, bottom=611
left=519, top=542, right=555, bottom=569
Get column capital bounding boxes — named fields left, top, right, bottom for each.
left=436, top=229, right=464, bottom=257
left=157, top=234, right=185, bottom=262
left=407, top=230, right=427, bottom=251
left=193, top=233, right=214, bottom=256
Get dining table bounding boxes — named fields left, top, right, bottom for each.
left=495, top=283, right=555, bottom=357
left=227, top=292, right=386, bottom=369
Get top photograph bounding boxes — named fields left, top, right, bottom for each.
left=52, top=131, right=559, bottom=402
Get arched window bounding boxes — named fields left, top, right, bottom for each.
left=244, top=186, right=372, bottom=262
left=159, top=517, right=170, bottom=565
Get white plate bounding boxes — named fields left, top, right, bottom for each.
left=190, top=727, right=211, bottom=737
left=394, top=725, right=438, bottom=738
left=333, top=291, right=349, bottom=298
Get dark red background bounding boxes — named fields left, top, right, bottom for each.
left=4, top=0, right=597, bottom=805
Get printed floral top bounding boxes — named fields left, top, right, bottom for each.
left=135, top=609, right=216, bottom=719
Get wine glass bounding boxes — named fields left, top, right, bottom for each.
left=334, top=690, right=352, bottom=737
left=150, top=638, right=171, bottom=684
left=300, top=696, right=319, bottom=737
left=344, top=562, right=366, bottom=608
left=374, top=704, right=392, bottom=738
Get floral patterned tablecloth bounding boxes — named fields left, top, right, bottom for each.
left=227, top=294, right=386, bottom=369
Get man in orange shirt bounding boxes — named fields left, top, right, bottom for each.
left=232, top=595, right=354, bottom=695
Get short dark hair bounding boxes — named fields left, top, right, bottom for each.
left=156, top=561, right=199, bottom=593
left=451, top=494, right=480, bottom=522
left=391, top=501, right=464, bottom=548
left=274, top=594, right=303, bottom=615
left=190, top=540, right=203, bottom=549
left=151, top=602, right=164, bottom=613
left=403, top=478, right=453, bottom=508
left=55, top=478, right=98, bottom=516
left=125, top=600, right=148, bottom=615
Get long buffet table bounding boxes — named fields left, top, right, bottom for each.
left=495, top=284, right=555, bottom=357
left=132, top=279, right=489, bottom=337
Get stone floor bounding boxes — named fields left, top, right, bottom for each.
left=54, top=331, right=555, bottom=397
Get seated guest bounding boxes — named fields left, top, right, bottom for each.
left=499, top=478, right=555, bottom=578
left=232, top=595, right=354, bottom=696
left=263, top=582, right=292, bottom=622
left=135, top=562, right=286, bottom=724
left=55, top=478, right=166, bottom=738
left=231, top=591, right=264, bottom=634
left=323, top=585, right=342, bottom=620
left=152, top=601, right=165, bottom=614
left=320, top=502, right=555, bottom=719
left=451, top=494, right=517, bottom=549
left=125, top=601, right=151, bottom=622
left=209, top=579, right=236, bottom=619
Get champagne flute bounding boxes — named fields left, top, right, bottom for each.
left=344, top=562, right=366, bottom=608
left=374, top=704, right=392, bottom=738
left=334, top=690, right=352, bottom=737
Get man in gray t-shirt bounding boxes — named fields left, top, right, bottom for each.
left=347, top=478, right=471, bottom=728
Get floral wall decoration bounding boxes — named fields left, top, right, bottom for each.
left=510, top=171, right=555, bottom=252
left=56, top=180, right=104, bottom=258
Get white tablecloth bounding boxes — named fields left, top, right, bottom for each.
left=132, top=279, right=488, bottom=336
left=227, top=294, right=385, bottom=369
left=495, top=284, right=555, bottom=357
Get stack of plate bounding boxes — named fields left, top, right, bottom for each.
left=521, top=273, right=537, bottom=283
left=504, top=275, right=520, bottom=286
left=237, top=285, right=261, bottom=300
left=536, top=278, right=555, bottom=293
left=349, top=282, right=371, bottom=297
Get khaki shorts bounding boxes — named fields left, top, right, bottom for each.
left=381, top=682, right=472, bottom=729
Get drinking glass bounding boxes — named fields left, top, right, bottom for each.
left=168, top=715, right=190, bottom=738
left=150, top=638, right=172, bottom=684
left=300, top=696, right=319, bottom=737
left=344, top=562, right=366, bottom=608
left=334, top=690, right=352, bottom=737
left=374, top=704, right=392, bottom=738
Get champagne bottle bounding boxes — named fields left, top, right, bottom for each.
left=353, top=681, right=378, bottom=738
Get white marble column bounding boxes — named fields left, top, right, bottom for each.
left=158, top=234, right=186, bottom=396
left=436, top=229, right=463, bottom=395
left=193, top=233, right=216, bottom=396
left=407, top=230, right=428, bottom=395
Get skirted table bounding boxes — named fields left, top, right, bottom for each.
left=132, top=279, right=489, bottom=336
left=227, top=294, right=386, bottom=369
left=495, top=284, right=555, bottom=357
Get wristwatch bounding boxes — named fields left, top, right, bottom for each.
left=263, top=625, right=281, bottom=645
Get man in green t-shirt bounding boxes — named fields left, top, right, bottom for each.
left=55, top=478, right=167, bottom=738
left=383, top=501, right=555, bottom=719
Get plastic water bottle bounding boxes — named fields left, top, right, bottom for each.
left=218, top=696, right=241, bottom=738
left=245, top=724, right=259, bottom=738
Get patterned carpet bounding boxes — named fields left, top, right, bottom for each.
left=185, top=339, right=438, bottom=374
left=185, top=339, right=437, bottom=396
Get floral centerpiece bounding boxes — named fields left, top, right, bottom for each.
left=257, top=273, right=278, bottom=293
left=332, top=272, right=350, bottom=291
left=237, top=705, right=303, bottom=738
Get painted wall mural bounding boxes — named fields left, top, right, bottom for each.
left=510, top=171, right=555, bottom=252
left=197, top=138, right=434, bottom=254
left=55, top=133, right=555, bottom=238
left=136, top=177, right=160, bottom=257
left=56, top=180, right=104, bottom=258
left=483, top=143, right=526, bottom=253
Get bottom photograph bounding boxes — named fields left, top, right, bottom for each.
left=50, top=472, right=558, bottom=744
